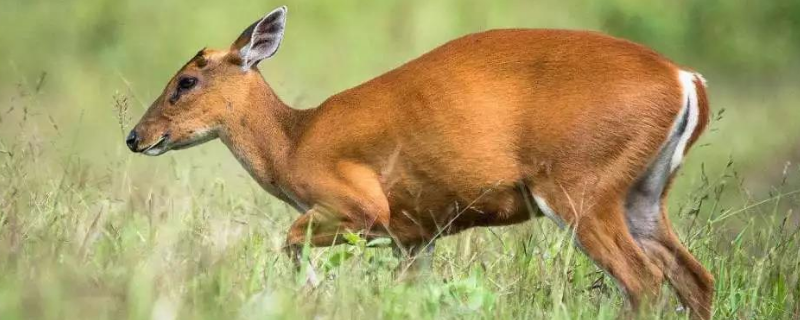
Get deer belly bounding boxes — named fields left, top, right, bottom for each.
left=384, top=183, right=533, bottom=242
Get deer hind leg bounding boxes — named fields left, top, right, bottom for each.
left=633, top=207, right=714, bottom=320
left=625, top=73, right=714, bottom=319
left=626, top=172, right=714, bottom=320
left=625, top=155, right=714, bottom=319
left=533, top=192, right=664, bottom=310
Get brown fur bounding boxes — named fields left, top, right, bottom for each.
left=131, top=28, right=714, bottom=319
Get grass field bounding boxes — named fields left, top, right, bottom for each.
left=2, top=103, right=799, bottom=320
left=1, top=1, right=800, bottom=319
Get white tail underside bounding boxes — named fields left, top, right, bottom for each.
left=670, top=70, right=702, bottom=172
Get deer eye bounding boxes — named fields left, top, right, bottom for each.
left=168, top=76, right=199, bottom=104
left=178, top=77, right=197, bottom=90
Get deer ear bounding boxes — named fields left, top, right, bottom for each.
left=231, top=6, right=287, bottom=69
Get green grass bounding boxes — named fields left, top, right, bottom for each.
left=1, top=85, right=799, bottom=320
left=1, top=1, right=800, bottom=319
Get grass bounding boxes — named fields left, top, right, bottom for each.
left=1, top=81, right=799, bottom=320
left=1, top=1, right=800, bottom=318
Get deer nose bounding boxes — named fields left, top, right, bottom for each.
left=126, top=130, right=140, bottom=152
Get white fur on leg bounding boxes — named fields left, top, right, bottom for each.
left=533, top=195, right=567, bottom=229
left=304, top=262, right=321, bottom=287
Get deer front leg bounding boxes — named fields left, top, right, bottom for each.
left=285, top=242, right=320, bottom=287
left=284, top=169, right=392, bottom=286
left=284, top=206, right=349, bottom=287
left=286, top=162, right=389, bottom=284
left=393, top=241, right=436, bottom=282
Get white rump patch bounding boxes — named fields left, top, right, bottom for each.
left=669, top=70, right=702, bottom=172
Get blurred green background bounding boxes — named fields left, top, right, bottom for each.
left=1, top=0, right=799, bottom=194
left=1, top=0, right=799, bottom=191
left=1, top=1, right=800, bottom=319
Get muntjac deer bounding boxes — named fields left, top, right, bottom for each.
left=127, top=6, right=714, bottom=319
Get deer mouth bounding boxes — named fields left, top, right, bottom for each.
left=161, top=128, right=217, bottom=151
left=142, top=134, right=169, bottom=156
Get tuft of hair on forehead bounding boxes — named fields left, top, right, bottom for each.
left=195, top=53, right=209, bottom=68
left=180, top=48, right=209, bottom=70
left=192, top=48, right=209, bottom=68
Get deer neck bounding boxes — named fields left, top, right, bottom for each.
left=218, top=85, right=307, bottom=197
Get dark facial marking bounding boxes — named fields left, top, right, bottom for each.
left=169, top=90, right=181, bottom=105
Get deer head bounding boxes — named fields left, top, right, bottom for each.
left=126, top=6, right=288, bottom=156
